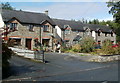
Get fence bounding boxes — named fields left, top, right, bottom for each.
left=9, top=47, right=45, bottom=62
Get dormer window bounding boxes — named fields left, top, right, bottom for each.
left=10, top=23, right=18, bottom=31
left=84, top=28, right=90, bottom=36
left=29, top=25, right=34, bottom=31
left=43, top=25, right=49, bottom=32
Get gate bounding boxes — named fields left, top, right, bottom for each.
left=34, top=50, right=45, bottom=63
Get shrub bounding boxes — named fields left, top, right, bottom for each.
left=80, top=37, right=95, bottom=53
left=72, top=44, right=81, bottom=52
left=61, top=47, right=72, bottom=53
left=2, top=43, right=14, bottom=79
left=101, top=39, right=120, bottom=55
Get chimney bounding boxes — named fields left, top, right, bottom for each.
left=44, top=10, right=48, bottom=15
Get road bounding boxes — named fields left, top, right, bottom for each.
left=2, top=52, right=119, bottom=82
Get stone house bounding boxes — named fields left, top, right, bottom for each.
left=1, top=9, right=116, bottom=50
left=53, top=19, right=116, bottom=47
left=2, top=9, right=56, bottom=50
left=84, top=24, right=116, bottom=46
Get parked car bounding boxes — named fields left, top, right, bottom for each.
left=112, top=44, right=119, bottom=48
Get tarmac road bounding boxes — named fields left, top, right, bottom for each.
left=2, top=52, right=119, bottom=82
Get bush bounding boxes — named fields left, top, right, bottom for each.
left=101, top=40, right=120, bottom=55
left=61, top=47, right=72, bottom=53
left=2, top=43, right=14, bottom=79
left=7, top=39, right=16, bottom=47
left=80, top=37, right=95, bottom=53
left=72, top=44, right=81, bottom=52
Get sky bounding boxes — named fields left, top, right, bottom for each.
left=1, top=2, right=114, bottom=21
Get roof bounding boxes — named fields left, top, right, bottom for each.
left=73, top=35, right=82, bottom=41
left=53, top=19, right=112, bottom=32
left=53, top=19, right=84, bottom=30
left=84, top=24, right=111, bottom=32
left=2, top=9, right=56, bottom=25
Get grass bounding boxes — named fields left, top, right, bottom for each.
left=80, top=54, right=86, bottom=56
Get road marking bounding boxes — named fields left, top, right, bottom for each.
left=2, top=64, right=117, bottom=81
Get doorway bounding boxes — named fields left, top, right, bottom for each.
left=26, top=39, right=32, bottom=50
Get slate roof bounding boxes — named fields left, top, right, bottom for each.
left=73, top=35, right=82, bottom=41
left=84, top=24, right=111, bottom=33
left=53, top=19, right=84, bottom=30
left=2, top=9, right=56, bottom=25
left=53, top=19, right=112, bottom=33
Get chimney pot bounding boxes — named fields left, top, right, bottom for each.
left=45, top=10, right=48, bottom=15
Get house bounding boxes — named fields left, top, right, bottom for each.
left=84, top=24, right=116, bottom=45
left=1, top=9, right=116, bottom=50
left=53, top=19, right=116, bottom=47
left=2, top=9, right=56, bottom=50
left=53, top=19, right=84, bottom=47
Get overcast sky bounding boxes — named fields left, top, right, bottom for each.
left=1, top=2, right=113, bottom=21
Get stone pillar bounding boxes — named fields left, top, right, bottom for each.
left=41, top=28, right=43, bottom=44
left=31, top=38, right=34, bottom=50
left=21, top=38, right=26, bottom=49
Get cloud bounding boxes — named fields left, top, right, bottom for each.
left=17, top=2, right=112, bottom=21
left=6, top=2, right=113, bottom=21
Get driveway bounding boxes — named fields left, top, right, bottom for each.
left=2, top=52, right=119, bottom=82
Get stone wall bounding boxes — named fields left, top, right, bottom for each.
left=96, top=32, right=116, bottom=45
left=62, top=28, right=116, bottom=47
left=6, top=19, right=55, bottom=50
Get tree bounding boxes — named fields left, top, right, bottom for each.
left=2, top=43, right=14, bottom=79
left=88, top=19, right=99, bottom=24
left=107, top=1, right=120, bottom=42
left=88, top=20, right=92, bottom=24
left=99, top=20, right=107, bottom=25
left=1, top=2, right=15, bottom=10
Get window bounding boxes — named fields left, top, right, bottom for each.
left=43, top=25, right=49, bottom=32
left=14, top=39, right=21, bottom=45
left=10, top=23, right=18, bottom=31
left=111, top=41, right=114, bottom=44
left=29, top=25, right=34, bottom=31
left=98, top=41, right=101, bottom=45
left=86, top=31, right=90, bottom=35
left=9, top=38, right=21, bottom=46
left=75, top=30, right=79, bottom=33
left=65, top=40, right=70, bottom=47
left=65, top=29, right=70, bottom=34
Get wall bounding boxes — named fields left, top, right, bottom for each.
left=41, top=21, right=55, bottom=50
left=55, top=26, right=62, bottom=38
left=6, top=19, right=55, bottom=50
left=62, top=27, right=116, bottom=47
left=96, top=32, right=116, bottom=45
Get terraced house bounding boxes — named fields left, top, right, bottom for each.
left=53, top=19, right=116, bottom=47
left=1, top=9, right=116, bottom=50
left=2, top=9, right=56, bottom=50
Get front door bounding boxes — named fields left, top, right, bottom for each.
left=26, top=39, right=32, bottom=50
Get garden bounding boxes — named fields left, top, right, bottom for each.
left=61, top=37, right=120, bottom=55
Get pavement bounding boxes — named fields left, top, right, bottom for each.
left=2, top=52, right=119, bottom=82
